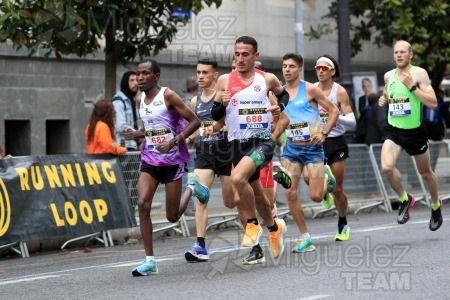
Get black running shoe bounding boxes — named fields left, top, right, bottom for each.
left=273, top=162, right=292, bottom=189
left=397, top=194, right=416, bottom=224
left=429, top=198, right=443, bottom=231
left=242, top=245, right=265, bottom=265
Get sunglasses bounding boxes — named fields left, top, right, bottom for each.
left=315, top=65, right=334, bottom=72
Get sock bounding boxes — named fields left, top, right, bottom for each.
left=338, top=216, right=347, bottom=227
left=432, top=200, right=441, bottom=211
left=247, top=218, right=259, bottom=226
left=338, top=216, right=347, bottom=234
left=399, top=192, right=408, bottom=202
left=268, top=222, right=279, bottom=232
left=252, top=244, right=262, bottom=251
left=145, top=256, right=155, bottom=262
left=187, top=185, right=195, bottom=193
left=301, top=232, right=310, bottom=239
left=197, top=237, right=206, bottom=248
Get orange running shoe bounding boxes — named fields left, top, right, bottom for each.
left=269, top=219, right=287, bottom=259
left=242, top=222, right=263, bottom=247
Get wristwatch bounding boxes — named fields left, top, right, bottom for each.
left=409, top=85, right=417, bottom=92
left=322, top=130, right=328, bottom=137
left=171, top=137, right=179, bottom=146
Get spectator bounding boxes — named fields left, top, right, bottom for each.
left=423, top=89, right=450, bottom=141
left=423, top=89, right=450, bottom=171
left=365, top=93, right=387, bottom=145
left=85, top=99, right=127, bottom=155
left=358, top=78, right=373, bottom=118
left=0, top=145, right=12, bottom=159
left=112, top=71, right=140, bottom=150
left=179, top=76, right=198, bottom=106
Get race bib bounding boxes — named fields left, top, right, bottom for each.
left=319, top=112, right=329, bottom=129
left=238, top=108, right=270, bottom=129
left=389, top=98, right=411, bottom=117
left=286, top=122, right=310, bottom=142
left=145, top=128, right=174, bottom=151
left=199, top=121, right=224, bottom=142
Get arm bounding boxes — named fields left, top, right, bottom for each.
left=336, top=86, right=356, bottom=130
left=112, top=99, right=126, bottom=144
left=185, top=96, right=200, bottom=144
left=266, top=72, right=289, bottom=112
left=98, top=122, right=126, bottom=155
left=310, top=83, right=339, bottom=144
left=408, top=68, right=437, bottom=109
left=379, top=72, right=390, bottom=107
left=211, top=74, right=230, bottom=120
left=155, top=88, right=200, bottom=154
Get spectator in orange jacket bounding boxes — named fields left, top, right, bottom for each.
left=85, top=99, right=127, bottom=155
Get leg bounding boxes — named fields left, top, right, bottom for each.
left=193, top=169, right=216, bottom=238
left=414, top=150, right=439, bottom=203
left=132, top=171, right=160, bottom=276
left=164, top=178, right=188, bottom=222
left=331, top=160, right=348, bottom=217
left=381, top=139, right=404, bottom=196
left=284, top=159, right=308, bottom=234
left=137, top=172, right=159, bottom=257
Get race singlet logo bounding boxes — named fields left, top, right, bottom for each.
left=0, top=179, right=11, bottom=237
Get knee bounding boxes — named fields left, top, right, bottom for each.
left=285, top=189, right=297, bottom=202
left=166, top=214, right=180, bottom=223
left=310, top=191, right=323, bottom=203
left=137, top=200, right=151, bottom=216
left=381, top=165, right=394, bottom=177
left=223, top=198, right=237, bottom=209
left=333, top=185, right=344, bottom=197
left=231, top=172, right=246, bottom=189
left=419, top=170, right=434, bottom=182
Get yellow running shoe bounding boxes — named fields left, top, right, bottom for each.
left=242, top=223, right=263, bottom=247
left=321, top=192, right=334, bottom=209
left=334, top=225, right=350, bottom=241
left=269, top=219, right=287, bottom=259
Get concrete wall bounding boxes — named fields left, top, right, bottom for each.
left=0, top=0, right=394, bottom=155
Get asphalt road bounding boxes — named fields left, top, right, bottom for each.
left=0, top=202, right=449, bottom=300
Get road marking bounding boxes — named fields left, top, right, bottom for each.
left=0, top=274, right=70, bottom=286
left=296, top=295, right=332, bottom=300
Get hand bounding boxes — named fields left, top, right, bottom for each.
left=123, top=127, right=134, bottom=140
left=222, top=90, right=231, bottom=106
left=266, top=105, right=281, bottom=118
left=400, top=72, right=414, bottom=90
left=378, top=95, right=387, bottom=106
left=311, top=132, right=326, bottom=145
left=155, top=140, right=173, bottom=154
left=203, top=125, right=214, bottom=138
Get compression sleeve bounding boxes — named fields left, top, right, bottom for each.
left=276, top=89, right=289, bottom=112
left=338, top=112, right=356, bottom=130
left=211, top=101, right=226, bottom=121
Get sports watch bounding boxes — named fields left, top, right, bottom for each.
left=171, top=137, right=179, bottom=146
left=322, top=130, right=328, bottom=137
left=409, top=85, right=417, bottom=92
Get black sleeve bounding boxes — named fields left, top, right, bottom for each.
left=276, top=89, right=289, bottom=112
left=211, top=101, right=226, bottom=121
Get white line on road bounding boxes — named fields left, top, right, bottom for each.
left=296, top=295, right=332, bottom=300
left=0, top=274, right=70, bottom=286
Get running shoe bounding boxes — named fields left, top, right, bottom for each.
left=324, top=164, right=336, bottom=193
left=242, top=244, right=266, bottom=265
left=242, top=222, right=263, bottom=247
left=397, top=194, right=416, bottom=224
left=292, top=238, right=316, bottom=253
left=184, top=242, right=209, bottom=262
left=429, top=198, right=443, bottom=231
left=269, top=219, right=287, bottom=259
left=273, top=162, right=292, bottom=189
left=335, top=225, right=350, bottom=241
left=187, top=173, right=210, bottom=204
left=321, top=192, right=334, bottom=209
left=132, top=260, right=158, bottom=276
